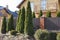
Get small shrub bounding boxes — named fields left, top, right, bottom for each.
left=57, top=11, right=60, bottom=17
left=39, top=10, right=43, bottom=17
left=32, top=12, right=35, bottom=18
left=46, top=11, right=51, bottom=17
left=49, top=32, right=57, bottom=40
left=10, top=30, right=18, bottom=36
left=57, top=33, right=60, bottom=40
left=34, top=29, right=49, bottom=40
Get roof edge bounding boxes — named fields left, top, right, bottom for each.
left=17, top=0, right=26, bottom=8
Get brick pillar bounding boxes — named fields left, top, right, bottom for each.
left=40, top=17, right=45, bottom=29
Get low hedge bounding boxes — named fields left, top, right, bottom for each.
left=10, top=30, right=18, bottom=36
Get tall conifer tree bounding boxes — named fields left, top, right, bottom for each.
left=7, top=15, right=14, bottom=31
left=18, top=7, right=25, bottom=33
left=16, top=9, right=21, bottom=32
left=24, top=1, right=34, bottom=36
left=1, top=16, right=7, bottom=34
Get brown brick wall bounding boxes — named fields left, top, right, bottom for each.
left=18, top=0, right=60, bottom=18
left=33, top=18, right=45, bottom=30
left=33, top=17, right=60, bottom=30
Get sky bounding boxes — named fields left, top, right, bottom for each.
left=0, top=0, right=22, bottom=12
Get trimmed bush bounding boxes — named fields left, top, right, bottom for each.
left=10, top=30, right=18, bottom=36
left=32, top=12, right=35, bottom=18
left=57, top=11, right=60, bottom=17
left=34, top=29, right=49, bottom=40
left=46, top=11, right=51, bottom=17
left=49, top=32, right=57, bottom=40
left=57, top=33, right=60, bottom=40
left=39, top=10, right=43, bottom=17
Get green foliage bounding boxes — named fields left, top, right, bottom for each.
left=17, top=9, right=21, bottom=23
left=57, top=11, right=60, bottom=17
left=46, top=11, right=51, bottom=17
left=16, top=9, right=21, bottom=32
left=1, top=16, right=7, bottom=34
left=49, top=32, right=57, bottom=40
left=22, top=7, right=25, bottom=21
left=24, top=1, right=34, bottom=36
left=34, top=29, right=49, bottom=40
left=18, top=7, right=25, bottom=33
left=16, top=7, right=25, bottom=33
left=7, top=15, right=15, bottom=31
left=39, top=10, right=43, bottom=17
left=57, top=33, right=60, bottom=40
left=10, top=30, right=18, bottom=36
left=32, top=12, right=35, bottom=18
